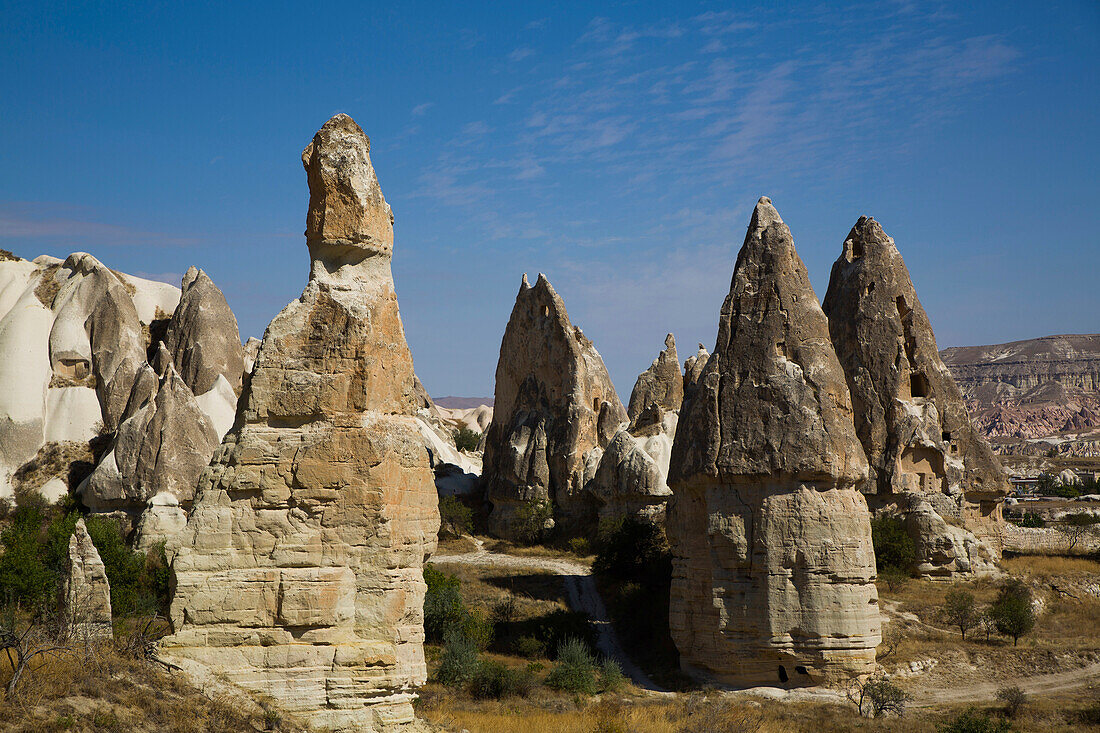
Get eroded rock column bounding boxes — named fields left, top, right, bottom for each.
left=667, top=198, right=880, bottom=687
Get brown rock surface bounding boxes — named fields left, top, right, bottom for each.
left=482, top=273, right=626, bottom=538
left=162, top=114, right=439, bottom=732
left=626, top=333, right=683, bottom=429
left=822, top=216, right=1007, bottom=574
left=164, top=266, right=246, bottom=396
left=667, top=198, right=879, bottom=687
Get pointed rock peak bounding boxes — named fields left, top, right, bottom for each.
left=750, top=196, right=783, bottom=231
left=521, top=272, right=530, bottom=289
left=664, top=333, right=676, bottom=350
left=302, top=113, right=393, bottom=263
left=153, top=341, right=173, bottom=376
left=841, top=215, right=895, bottom=263
left=182, top=265, right=202, bottom=290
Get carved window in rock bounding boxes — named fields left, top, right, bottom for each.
left=900, top=445, right=945, bottom=493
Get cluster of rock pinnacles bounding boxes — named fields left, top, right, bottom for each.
left=3, top=113, right=1008, bottom=729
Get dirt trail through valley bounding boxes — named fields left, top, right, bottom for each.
left=908, top=660, right=1100, bottom=707
left=432, top=539, right=669, bottom=693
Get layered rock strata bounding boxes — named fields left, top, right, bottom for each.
left=482, top=273, right=626, bottom=538
left=822, top=216, right=1007, bottom=576
left=163, top=114, right=439, bottom=732
left=668, top=198, right=879, bottom=687
left=62, top=518, right=113, bottom=641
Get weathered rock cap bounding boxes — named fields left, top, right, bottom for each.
left=672, top=196, right=868, bottom=486
left=302, top=113, right=394, bottom=267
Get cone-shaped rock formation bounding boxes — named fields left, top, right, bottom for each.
left=668, top=198, right=880, bottom=687
left=482, top=273, right=626, bottom=538
left=822, top=216, right=1008, bottom=575
left=61, top=518, right=113, bottom=641
left=163, top=114, right=439, bottom=732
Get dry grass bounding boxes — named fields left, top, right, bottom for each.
left=0, top=638, right=305, bottom=733
left=11, top=441, right=99, bottom=498
left=1002, top=555, right=1100, bottom=579
left=484, top=537, right=594, bottom=564
left=34, top=264, right=62, bottom=307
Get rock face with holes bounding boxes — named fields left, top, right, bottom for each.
left=667, top=198, right=880, bottom=687
left=482, top=273, right=627, bottom=538
left=822, top=216, right=1007, bottom=576
left=162, top=114, right=439, bottom=732
left=0, top=252, right=180, bottom=501
left=62, top=518, right=113, bottom=640
left=588, top=335, right=682, bottom=524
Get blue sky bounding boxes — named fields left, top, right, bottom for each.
left=1, top=1, right=1097, bottom=399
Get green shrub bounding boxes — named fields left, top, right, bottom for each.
left=491, top=595, right=517, bottom=625
left=871, top=516, right=916, bottom=574
left=85, top=515, right=165, bottom=617
left=937, top=709, right=1013, bottom=733
left=545, top=637, right=598, bottom=695
left=514, top=635, right=547, bottom=658
left=453, top=427, right=481, bottom=452
left=1018, top=512, right=1044, bottom=528
left=436, top=631, right=479, bottom=686
left=469, top=660, right=535, bottom=699
left=532, top=609, right=598, bottom=657
left=878, top=565, right=909, bottom=592
left=461, top=607, right=495, bottom=650
left=996, top=685, right=1027, bottom=718
left=568, top=537, right=591, bottom=556
left=424, top=564, right=467, bottom=642
left=514, top=499, right=554, bottom=545
left=599, top=657, right=625, bottom=692
left=593, top=516, right=671, bottom=584
left=438, top=496, right=473, bottom=538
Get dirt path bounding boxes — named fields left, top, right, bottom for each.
left=432, top=538, right=669, bottom=693
left=908, top=660, right=1100, bottom=707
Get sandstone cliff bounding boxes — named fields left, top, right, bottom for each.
left=163, top=114, right=438, bottom=732
left=482, top=273, right=626, bottom=538
left=667, top=198, right=879, bottom=687
left=822, top=216, right=1007, bottom=576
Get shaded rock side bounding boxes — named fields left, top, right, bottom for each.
left=821, top=216, right=1007, bottom=573
left=626, top=333, right=683, bottom=429
left=589, top=336, right=683, bottom=524
left=162, top=114, right=438, bottom=733
left=79, top=360, right=219, bottom=517
left=667, top=198, right=879, bottom=687
left=164, top=265, right=247, bottom=397
left=62, top=518, right=113, bottom=641
left=482, top=273, right=627, bottom=538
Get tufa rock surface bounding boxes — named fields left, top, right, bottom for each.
left=482, top=274, right=627, bottom=538
left=162, top=114, right=439, bottom=732
left=62, top=518, right=113, bottom=641
left=667, top=198, right=879, bottom=687
left=164, top=266, right=246, bottom=395
left=822, top=216, right=1007, bottom=575
left=626, top=333, right=683, bottom=430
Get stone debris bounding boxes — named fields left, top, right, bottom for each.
left=667, top=198, right=880, bottom=687
left=162, top=114, right=439, bottom=732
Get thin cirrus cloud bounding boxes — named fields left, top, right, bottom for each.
left=0, top=202, right=200, bottom=249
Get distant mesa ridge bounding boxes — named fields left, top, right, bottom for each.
left=433, top=395, right=494, bottom=409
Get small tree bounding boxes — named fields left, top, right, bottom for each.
left=941, top=589, right=980, bottom=640
left=514, top=498, right=553, bottom=545
left=990, top=581, right=1035, bottom=646
left=996, top=685, right=1027, bottom=718
left=871, top=517, right=916, bottom=575
left=848, top=674, right=909, bottom=718
left=1060, top=512, right=1099, bottom=552
left=438, top=496, right=473, bottom=538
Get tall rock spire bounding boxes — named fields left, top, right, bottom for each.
left=668, top=198, right=879, bottom=686
left=822, top=215, right=1007, bottom=575
left=163, top=114, right=439, bottom=731
left=482, top=273, right=627, bottom=538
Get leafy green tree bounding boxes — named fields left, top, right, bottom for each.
left=941, top=589, right=980, bottom=640
left=871, top=517, right=916, bottom=574
left=990, top=580, right=1035, bottom=646
left=514, top=499, right=553, bottom=545
left=453, top=428, right=481, bottom=452
left=438, top=496, right=473, bottom=538
left=545, top=637, right=599, bottom=695
left=593, top=516, right=671, bottom=583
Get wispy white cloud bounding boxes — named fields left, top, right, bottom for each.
left=411, top=102, right=433, bottom=117
left=0, top=203, right=199, bottom=248
left=508, top=47, right=535, bottom=62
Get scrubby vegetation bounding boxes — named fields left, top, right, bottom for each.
left=871, top=516, right=917, bottom=576
left=453, top=427, right=482, bottom=452
left=438, top=495, right=474, bottom=538
left=514, top=498, right=554, bottom=544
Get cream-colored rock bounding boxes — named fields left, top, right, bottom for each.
left=163, top=114, right=439, bottom=732
left=668, top=199, right=879, bottom=687
left=62, top=518, right=113, bottom=641
left=134, top=492, right=188, bottom=553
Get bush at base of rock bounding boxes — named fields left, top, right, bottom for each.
left=545, top=637, right=599, bottom=695
left=871, top=516, right=916, bottom=574
left=453, top=427, right=481, bottom=452
left=514, top=499, right=554, bottom=545
left=423, top=564, right=493, bottom=648
left=593, top=516, right=671, bottom=583
left=438, top=496, right=473, bottom=538
left=469, top=660, right=536, bottom=700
